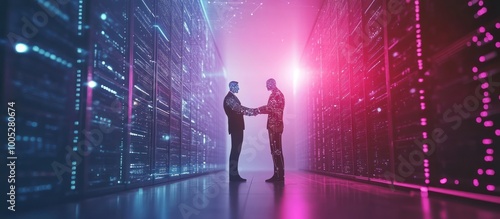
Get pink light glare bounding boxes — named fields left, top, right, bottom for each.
left=486, top=185, right=495, bottom=191
left=484, top=156, right=493, bottom=162
left=484, top=121, right=493, bottom=127
left=477, top=7, right=487, bottom=16
left=440, top=178, right=447, bottom=184
left=473, top=179, right=479, bottom=187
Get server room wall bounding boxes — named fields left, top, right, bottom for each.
left=1, top=0, right=226, bottom=210
left=299, top=0, right=500, bottom=203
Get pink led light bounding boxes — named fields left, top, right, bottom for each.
left=422, top=132, right=428, bottom=138
left=480, top=111, right=488, bottom=117
left=425, top=179, right=430, bottom=184
left=424, top=173, right=430, bottom=178
left=478, top=169, right=484, bottom=175
left=486, top=185, right=495, bottom=191
left=479, top=56, right=486, bottom=62
left=473, top=76, right=478, bottom=81
left=495, top=129, right=500, bottom=136
left=454, top=180, right=459, bottom=185
left=481, top=83, right=489, bottom=89
left=482, top=97, right=491, bottom=103
left=484, top=121, right=493, bottom=127
left=483, top=138, right=492, bottom=144
left=473, top=179, right=479, bottom=187
left=416, top=24, right=420, bottom=28
left=486, top=149, right=494, bottom=154
left=423, top=148, right=428, bottom=153
left=484, top=91, right=489, bottom=96
left=424, top=168, right=429, bottom=173
left=479, top=1, right=484, bottom=6
left=484, top=155, right=493, bottom=161
left=484, top=104, right=489, bottom=110
left=476, top=117, right=482, bottom=123
left=420, top=96, right=424, bottom=100
left=479, top=26, right=486, bottom=33
left=420, top=187, right=428, bottom=193
left=486, top=169, right=495, bottom=175
left=419, top=90, right=424, bottom=94
left=472, top=67, right=478, bottom=72
left=496, top=42, right=500, bottom=48
left=418, top=78, right=423, bottom=82
left=424, top=163, right=429, bottom=167
left=477, top=7, right=487, bottom=16
left=472, top=36, right=478, bottom=42
left=496, top=22, right=500, bottom=29
left=440, top=178, right=447, bottom=184
left=477, top=41, right=482, bottom=46
left=486, top=34, right=493, bottom=41
left=424, top=159, right=429, bottom=163
left=478, top=72, right=487, bottom=78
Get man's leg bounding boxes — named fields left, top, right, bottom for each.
left=267, top=131, right=285, bottom=181
left=229, top=130, right=244, bottom=180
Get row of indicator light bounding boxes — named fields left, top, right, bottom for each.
left=414, top=0, right=430, bottom=188
left=474, top=0, right=496, bottom=193
left=452, top=0, right=498, bottom=192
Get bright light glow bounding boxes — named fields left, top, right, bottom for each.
left=440, top=178, right=447, bottom=184
left=88, top=80, right=97, bottom=88
left=101, top=13, right=107, bottom=20
left=15, top=43, right=29, bottom=53
left=293, top=67, right=303, bottom=95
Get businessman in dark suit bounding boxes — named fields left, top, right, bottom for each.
left=223, top=81, right=256, bottom=182
left=257, top=78, right=285, bottom=182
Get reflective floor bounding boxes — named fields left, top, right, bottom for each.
left=9, top=171, right=500, bottom=219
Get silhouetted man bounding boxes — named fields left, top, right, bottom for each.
left=223, top=81, right=256, bottom=182
left=257, top=78, right=285, bottom=182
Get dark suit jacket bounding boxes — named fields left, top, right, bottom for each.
left=223, top=92, right=250, bottom=135
left=258, top=88, right=285, bottom=133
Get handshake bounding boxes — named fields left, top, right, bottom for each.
left=244, top=108, right=260, bottom=116
left=244, top=106, right=266, bottom=116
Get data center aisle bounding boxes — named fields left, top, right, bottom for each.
left=10, top=171, right=500, bottom=219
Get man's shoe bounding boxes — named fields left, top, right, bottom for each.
left=230, top=176, right=247, bottom=182
left=265, top=175, right=276, bottom=182
left=265, top=176, right=284, bottom=182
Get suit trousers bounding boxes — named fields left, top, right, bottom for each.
left=269, top=131, right=284, bottom=178
left=229, top=130, right=244, bottom=178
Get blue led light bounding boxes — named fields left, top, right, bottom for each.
left=101, top=13, right=107, bottom=20
left=15, top=43, right=29, bottom=53
left=88, top=80, right=98, bottom=88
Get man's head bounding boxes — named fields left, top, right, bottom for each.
left=229, top=81, right=240, bottom=93
left=266, top=78, right=277, bottom=91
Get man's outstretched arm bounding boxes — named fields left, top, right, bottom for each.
left=225, top=97, right=256, bottom=116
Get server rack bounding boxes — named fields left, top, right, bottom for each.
left=424, top=0, right=500, bottom=197
left=2, top=0, right=83, bottom=209
left=1, top=0, right=227, bottom=210
left=301, top=0, right=499, bottom=202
